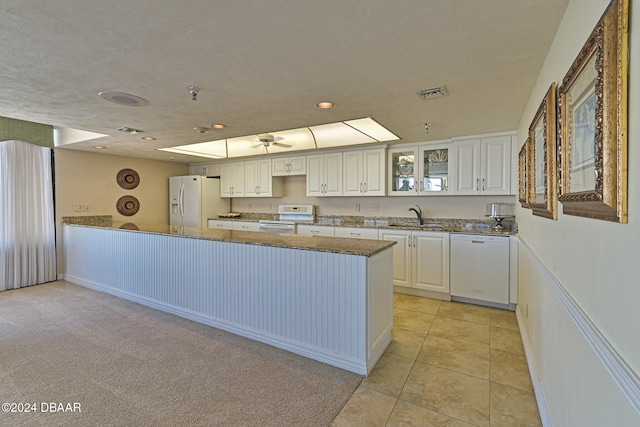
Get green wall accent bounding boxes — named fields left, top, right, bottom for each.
left=0, top=116, right=54, bottom=148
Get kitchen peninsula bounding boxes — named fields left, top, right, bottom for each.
left=62, top=220, right=395, bottom=375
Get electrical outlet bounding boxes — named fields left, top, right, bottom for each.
left=371, top=203, right=379, bottom=212
left=84, top=204, right=90, bottom=212
left=268, top=203, right=273, bottom=211
left=355, top=203, right=360, bottom=211
left=248, top=202, right=252, bottom=210
left=73, top=202, right=83, bottom=212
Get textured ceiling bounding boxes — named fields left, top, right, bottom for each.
left=0, top=0, right=569, bottom=163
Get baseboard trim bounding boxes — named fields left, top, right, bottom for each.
left=516, top=307, right=552, bottom=426
left=519, top=238, right=640, bottom=416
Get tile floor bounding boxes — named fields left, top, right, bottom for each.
left=332, top=294, right=541, bottom=427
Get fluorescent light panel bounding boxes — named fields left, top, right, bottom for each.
left=161, top=117, right=398, bottom=159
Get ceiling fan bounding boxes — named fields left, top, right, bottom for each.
left=252, top=133, right=293, bottom=149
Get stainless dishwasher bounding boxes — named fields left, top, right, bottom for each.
left=450, top=234, right=510, bottom=309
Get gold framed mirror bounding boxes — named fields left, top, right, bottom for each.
left=529, top=83, right=558, bottom=219
left=558, top=0, right=628, bottom=223
left=518, top=138, right=531, bottom=208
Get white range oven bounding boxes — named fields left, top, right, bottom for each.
left=258, top=205, right=315, bottom=234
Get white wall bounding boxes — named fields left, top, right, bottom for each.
left=516, top=0, right=640, bottom=425
left=54, top=148, right=189, bottom=271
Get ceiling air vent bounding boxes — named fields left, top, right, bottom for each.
left=417, top=86, right=448, bottom=100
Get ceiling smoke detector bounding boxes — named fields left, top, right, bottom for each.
left=417, top=86, right=448, bottom=100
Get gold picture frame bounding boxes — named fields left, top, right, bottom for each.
left=529, top=83, right=558, bottom=219
left=518, top=138, right=531, bottom=208
left=558, top=0, right=628, bottom=223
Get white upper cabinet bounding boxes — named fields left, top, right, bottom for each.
left=190, top=163, right=222, bottom=177
left=244, top=159, right=283, bottom=197
left=388, top=142, right=454, bottom=196
left=453, top=134, right=512, bottom=195
left=272, top=156, right=306, bottom=176
left=220, top=162, right=245, bottom=197
left=343, top=148, right=386, bottom=196
left=306, top=152, right=343, bottom=197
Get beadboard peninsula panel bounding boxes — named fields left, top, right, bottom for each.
left=62, top=225, right=392, bottom=375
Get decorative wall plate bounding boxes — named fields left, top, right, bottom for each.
left=116, top=195, right=140, bottom=216
left=116, top=168, right=140, bottom=189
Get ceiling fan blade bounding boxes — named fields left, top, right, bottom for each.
left=273, top=141, right=293, bottom=148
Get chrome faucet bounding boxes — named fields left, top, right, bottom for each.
left=408, top=205, right=423, bottom=226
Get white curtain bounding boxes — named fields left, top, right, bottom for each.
left=0, top=140, right=57, bottom=291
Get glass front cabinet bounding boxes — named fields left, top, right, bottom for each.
left=388, top=143, right=454, bottom=196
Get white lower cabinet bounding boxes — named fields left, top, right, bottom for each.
left=232, top=221, right=261, bottom=232
left=379, top=229, right=450, bottom=295
left=297, top=224, right=335, bottom=237
left=208, top=220, right=233, bottom=230
left=334, top=226, right=379, bottom=240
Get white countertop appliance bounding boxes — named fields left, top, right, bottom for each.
left=258, top=205, right=315, bottom=234
left=170, top=176, right=230, bottom=228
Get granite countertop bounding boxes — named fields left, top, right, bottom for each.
left=209, top=216, right=516, bottom=236
left=63, top=221, right=396, bottom=257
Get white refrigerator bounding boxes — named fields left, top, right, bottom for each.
left=169, top=175, right=230, bottom=228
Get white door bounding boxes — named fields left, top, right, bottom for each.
left=343, top=150, right=363, bottom=196
left=306, top=154, right=324, bottom=196
left=455, top=139, right=481, bottom=194
left=181, top=176, right=201, bottom=227
left=413, top=231, right=450, bottom=294
left=380, top=229, right=412, bottom=288
left=481, top=136, right=511, bottom=195
left=169, top=176, right=183, bottom=225
left=363, top=148, right=385, bottom=195
left=244, top=160, right=258, bottom=196
left=324, top=152, right=343, bottom=196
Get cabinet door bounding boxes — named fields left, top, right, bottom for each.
left=256, top=159, right=273, bottom=196
left=323, top=152, right=343, bottom=196
left=388, top=147, right=419, bottom=196
left=244, top=160, right=259, bottom=197
left=220, top=163, right=234, bottom=197
left=413, top=231, right=450, bottom=294
left=380, top=230, right=412, bottom=288
left=363, top=148, right=386, bottom=196
left=306, top=154, right=324, bottom=196
left=342, top=150, right=364, bottom=196
left=481, top=136, right=511, bottom=195
left=288, top=156, right=306, bottom=175
left=454, top=139, right=481, bottom=194
left=420, top=144, right=453, bottom=195
left=271, top=158, right=289, bottom=176
left=230, top=162, right=245, bottom=197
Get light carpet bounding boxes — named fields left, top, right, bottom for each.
left=0, top=281, right=362, bottom=426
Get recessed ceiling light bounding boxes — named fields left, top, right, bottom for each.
left=141, top=136, right=156, bottom=141
left=93, top=145, right=107, bottom=149
left=117, top=126, right=144, bottom=134
left=210, top=123, right=226, bottom=129
left=99, top=91, right=149, bottom=106
left=315, top=101, right=335, bottom=109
